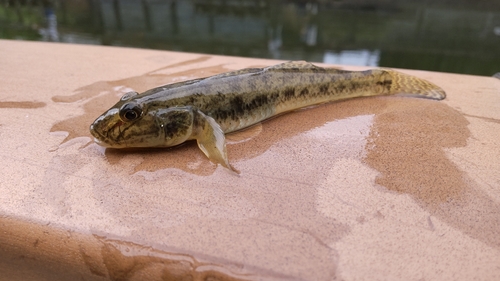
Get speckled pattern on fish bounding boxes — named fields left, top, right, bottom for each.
left=90, top=61, right=445, bottom=171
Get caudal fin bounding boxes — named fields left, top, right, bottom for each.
left=386, top=69, right=446, bottom=100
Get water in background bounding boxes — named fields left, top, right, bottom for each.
left=1, top=0, right=499, bottom=76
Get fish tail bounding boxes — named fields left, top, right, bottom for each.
left=385, top=69, right=446, bottom=100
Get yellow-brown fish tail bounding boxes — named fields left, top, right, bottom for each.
left=385, top=69, right=446, bottom=100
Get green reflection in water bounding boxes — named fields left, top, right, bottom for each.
left=1, top=0, right=499, bottom=76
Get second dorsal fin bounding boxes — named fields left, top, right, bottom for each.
left=266, top=61, right=320, bottom=70
left=265, top=61, right=346, bottom=74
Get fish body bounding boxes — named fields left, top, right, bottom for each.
left=90, top=61, right=445, bottom=171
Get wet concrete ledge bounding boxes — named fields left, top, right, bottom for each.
left=0, top=39, right=499, bottom=281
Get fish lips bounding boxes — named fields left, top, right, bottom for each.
left=89, top=119, right=125, bottom=148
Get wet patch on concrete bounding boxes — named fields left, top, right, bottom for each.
left=364, top=98, right=500, bottom=250
left=0, top=101, right=46, bottom=108
left=365, top=99, right=470, bottom=203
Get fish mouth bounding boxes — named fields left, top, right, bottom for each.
left=89, top=124, right=104, bottom=140
left=90, top=123, right=129, bottom=148
left=89, top=124, right=113, bottom=147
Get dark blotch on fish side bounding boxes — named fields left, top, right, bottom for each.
left=299, top=88, right=309, bottom=97
left=376, top=80, right=392, bottom=87
left=230, top=96, right=245, bottom=116
left=319, top=84, right=329, bottom=94
left=250, top=94, right=269, bottom=109
left=334, top=83, right=346, bottom=93
left=283, top=88, right=295, bottom=100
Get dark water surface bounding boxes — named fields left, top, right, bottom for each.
left=1, top=0, right=499, bottom=76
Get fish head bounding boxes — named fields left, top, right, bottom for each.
left=90, top=91, right=196, bottom=148
left=90, top=91, right=165, bottom=148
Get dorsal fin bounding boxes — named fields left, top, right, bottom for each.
left=204, top=68, right=262, bottom=81
left=265, top=60, right=347, bottom=74
left=266, top=61, right=320, bottom=70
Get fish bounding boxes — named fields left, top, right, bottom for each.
left=89, top=61, right=445, bottom=172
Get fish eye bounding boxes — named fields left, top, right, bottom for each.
left=119, top=103, right=143, bottom=122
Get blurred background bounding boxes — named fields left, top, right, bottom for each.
left=1, top=0, right=499, bottom=76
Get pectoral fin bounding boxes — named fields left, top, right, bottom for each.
left=192, top=110, right=239, bottom=173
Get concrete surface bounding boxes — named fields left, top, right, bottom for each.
left=0, top=39, right=499, bottom=281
